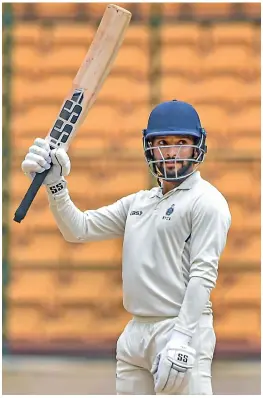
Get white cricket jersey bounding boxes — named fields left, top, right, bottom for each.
left=48, top=171, right=231, bottom=318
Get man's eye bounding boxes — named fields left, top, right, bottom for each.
left=178, top=140, right=187, bottom=145
left=159, top=140, right=166, bottom=145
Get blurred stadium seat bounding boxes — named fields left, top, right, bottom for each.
left=215, top=307, right=260, bottom=340
left=241, top=2, right=261, bottom=18
left=222, top=231, right=260, bottom=264
left=211, top=23, right=257, bottom=45
left=10, top=231, right=66, bottom=264
left=203, top=45, right=260, bottom=75
left=161, top=23, right=201, bottom=45
left=34, top=3, right=82, bottom=18
left=190, top=3, right=235, bottom=18
left=162, top=3, right=182, bottom=18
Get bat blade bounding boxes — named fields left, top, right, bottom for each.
left=46, top=4, right=131, bottom=152
left=14, top=4, right=131, bottom=223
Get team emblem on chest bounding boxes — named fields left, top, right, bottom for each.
left=162, top=204, right=175, bottom=220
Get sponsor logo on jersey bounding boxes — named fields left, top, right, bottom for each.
left=162, top=204, right=175, bottom=220
left=130, top=210, right=143, bottom=216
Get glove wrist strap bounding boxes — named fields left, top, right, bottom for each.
left=171, top=329, right=191, bottom=345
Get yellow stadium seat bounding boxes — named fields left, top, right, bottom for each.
left=122, top=135, right=146, bottom=155
left=185, top=76, right=260, bottom=104
left=230, top=135, right=260, bottom=153
left=34, top=3, right=80, bottom=18
left=10, top=199, right=56, bottom=232
left=214, top=272, right=260, bottom=306
left=191, top=3, right=234, bottom=18
left=228, top=199, right=260, bottom=231
left=8, top=305, right=44, bottom=340
left=112, top=45, right=149, bottom=76
left=202, top=160, right=260, bottom=197
left=160, top=76, right=260, bottom=104
left=194, top=104, right=228, bottom=135
left=8, top=269, right=57, bottom=304
left=99, top=75, right=150, bottom=102
left=9, top=166, right=50, bottom=200
left=56, top=269, right=122, bottom=303
left=13, top=23, right=42, bottom=44
left=68, top=165, right=148, bottom=198
left=161, top=46, right=202, bottom=75
left=203, top=45, right=260, bottom=75
left=10, top=231, right=67, bottom=265
left=68, top=240, right=123, bottom=265
left=125, top=25, right=149, bottom=45
left=226, top=272, right=261, bottom=306
left=136, top=3, right=152, bottom=19
left=12, top=3, right=32, bottom=18
left=13, top=23, right=95, bottom=46
left=222, top=230, right=260, bottom=264
left=8, top=303, right=130, bottom=341
left=161, top=23, right=201, bottom=45
left=50, top=23, right=95, bottom=45
left=242, top=2, right=261, bottom=18
left=68, top=103, right=149, bottom=138
left=228, top=104, right=261, bottom=134
left=211, top=23, right=257, bottom=46
left=12, top=74, right=73, bottom=106
left=70, top=135, right=107, bottom=153
left=13, top=44, right=87, bottom=74
left=162, top=3, right=183, bottom=17
left=10, top=170, right=31, bottom=199
left=214, top=307, right=260, bottom=341
left=44, top=305, right=130, bottom=340
left=11, top=104, right=60, bottom=137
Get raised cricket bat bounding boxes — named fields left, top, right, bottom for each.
left=14, top=4, right=131, bottom=223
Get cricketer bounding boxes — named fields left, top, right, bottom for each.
left=22, top=100, right=231, bottom=395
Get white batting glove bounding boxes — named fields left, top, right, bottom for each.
left=151, top=330, right=196, bottom=394
left=21, top=138, right=70, bottom=194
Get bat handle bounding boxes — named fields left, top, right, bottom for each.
left=13, top=169, right=50, bottom=223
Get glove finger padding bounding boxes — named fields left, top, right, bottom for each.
left=51, top=148, right=70, bottom=177
left=22, top=158, right=47, bottom=174
left=154, top=356, right=173, bottom=393
left=34, top=137, right=50, bottom=152
left=29, top=144, right=51, bottom=162
left=164, top=366, right=186, bottom=394
left=151, top=353, right=160, bottom=376
left=25, top=152, right=51, bottom=169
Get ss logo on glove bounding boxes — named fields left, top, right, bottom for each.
left=49, top=182, right=64, bottom=194
left=177, top=353, right=189, bottom=363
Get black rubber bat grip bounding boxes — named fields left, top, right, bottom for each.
left=13, top=169, right=50, bottom=223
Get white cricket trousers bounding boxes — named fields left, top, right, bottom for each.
left=116, top=313, right=216, bottom=395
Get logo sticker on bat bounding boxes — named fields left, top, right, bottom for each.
left=49, top=88, right=84, bottom=148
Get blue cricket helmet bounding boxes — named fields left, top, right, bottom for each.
left=142, top=100, right=207, bottom=181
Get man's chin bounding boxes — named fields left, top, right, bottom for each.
left=158, top=165, right=183, bottom=179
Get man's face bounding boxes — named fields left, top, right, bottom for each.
left=151, top=135, right=195, bottom=179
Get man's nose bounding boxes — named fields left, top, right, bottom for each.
left=166, top=146, right=180, bottom=159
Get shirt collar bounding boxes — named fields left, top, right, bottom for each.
left=149, top=171, right=201, bottom=198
